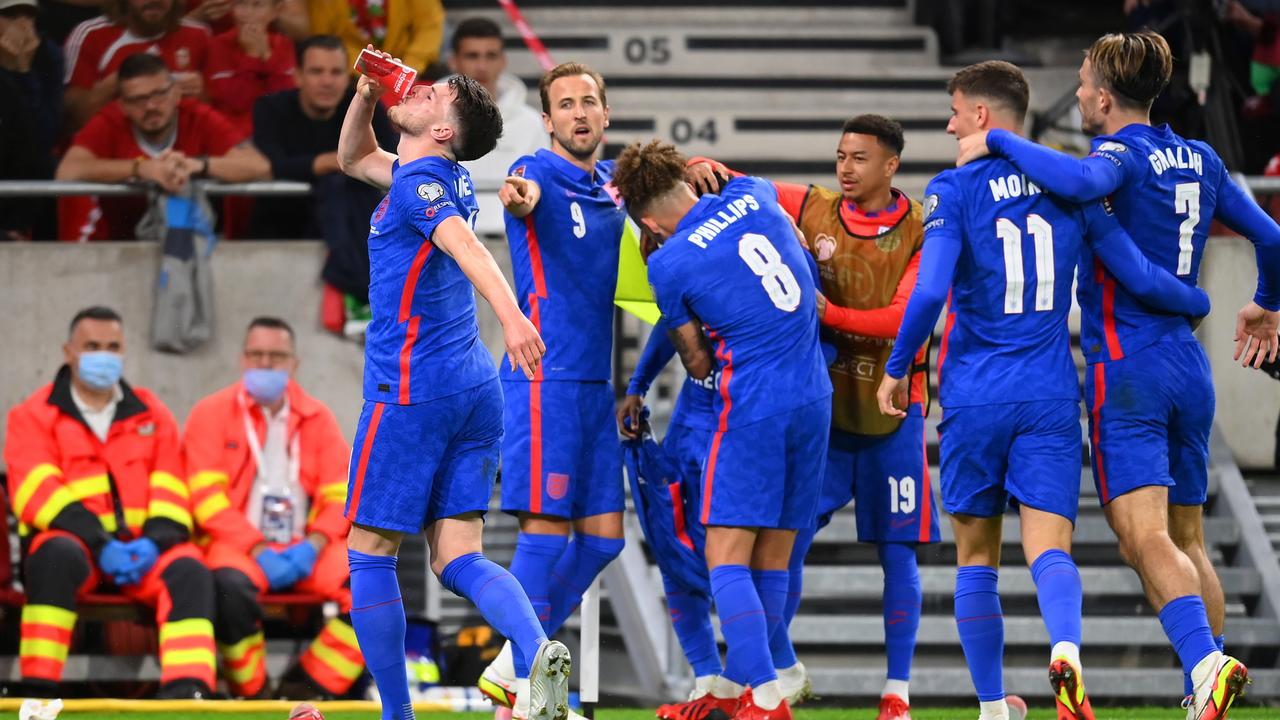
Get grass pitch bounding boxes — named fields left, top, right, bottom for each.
left=22, top=708, right=1277, bottom=719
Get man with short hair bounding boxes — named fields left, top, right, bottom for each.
left=183, top=317, right=362, bottom=699
left=684, top=116, right=940, bottom=720
left=338, top=49, right=569, bottom=720
left=56, top=52, right=270, bottom=240
left=474, top=61, right=629, bottom=718
left=879, top=59, right=1214, bottom=720
left=4, top=306, right=217, bottom=699
left=613, top=138, right=833, bottom=720
left=954, top=32, right=1280, bottom=719
left=251, top=35, right=395, bottom=331
left=63, top=0, right=210, bottom=129
left=448, top=16, right=546, bottom=235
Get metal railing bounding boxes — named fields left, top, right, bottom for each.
left=0, top=178, right=506, bottom=198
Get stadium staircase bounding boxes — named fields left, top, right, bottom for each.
left=426, top=0, right=1280, bottom=708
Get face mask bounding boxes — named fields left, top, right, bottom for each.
left=243, top=368, right=289, bottom=404
left=78, top=351, right=123, bottom=390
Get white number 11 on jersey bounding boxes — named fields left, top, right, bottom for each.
left=999, top=214, right=1055, bottom=315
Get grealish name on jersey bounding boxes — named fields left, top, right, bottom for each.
left=1148, top=145, right=1204, bottom=176
left=989, top=174, right=1043, bottom=203
left=685, top=194, right=761, bottom=248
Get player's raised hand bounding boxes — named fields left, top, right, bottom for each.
left=1234, top=300, right=1280, bottom=367
left=355, top=46, right=392, bottom=101
left=955, top=130, right=992, bottom=167
left=503, top=313, right=546, bottom=379
left=684, top=160, right=730, bottom=196
left=617, top=394, right=645, bottom=438
left=876, top=372, right=909, bottom=419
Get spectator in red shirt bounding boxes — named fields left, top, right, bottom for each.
left=205, top=0, right=296, bottom=138
left=64, top=0, right=210, bottom=130
left=55, top=52, right=269, bottom=240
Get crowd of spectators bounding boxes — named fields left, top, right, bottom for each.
left=0, top=0, right=551, bottom=337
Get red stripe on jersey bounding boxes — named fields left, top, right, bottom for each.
left=398, top=316, right=421, bottom=404
left=529, top=380, right=543, bottom=514
left=1090, top=364, right=1111, bottom=505
left=399, top=240, right=434, bottom=323
left=936, top=292, right=956, bottom=392
left=669, top=482, right=695, bottom=552
left=346, top=403, right=386, bottom=518
left=1095, top=257, right=1124, bottom=361
left=525, top=216, right=547, bottom=298
left=918, top=417, right=934, bottom=543
left=701, top=333, right=734, bottom=524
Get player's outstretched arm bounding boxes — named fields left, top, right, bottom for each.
left=977, top=129, right=1124, bottom=203
left=878, top=177, right=961, bottom=418
left=498, top=175, right=542, bottom=218
left=338, top=53, right=396, bottom=192
left=432, top=215, right=546, bottom=378
left=822, top=250, right=921, bottom=339
left=1213, top=175, right=1280, bottom=366
left=666, top=320, right=713, bottom=381
left=1082, top=201, right=1210, bottom=317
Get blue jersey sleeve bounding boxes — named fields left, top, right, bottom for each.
left=987, top=129, right=1125, bottom=203
left=1211, top=168, right=1280, bottom=311
left=627, top=316, right=677, bottom=397
left=1081, top=200, right=1211, bottom=317
left=508, top=154, right=544, bottom=185
left=403, top=179, right=463, bottom=240
left=648, top=251, right=694, bottom=328
left=885, top=174, right=962, bottom=378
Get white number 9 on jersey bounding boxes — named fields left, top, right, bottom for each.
left=739, top=232, right=801, bottom=312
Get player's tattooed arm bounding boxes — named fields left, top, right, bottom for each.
left=667, top=319, right=713, bottom=380
left=338, top=50, right=397, bottom=192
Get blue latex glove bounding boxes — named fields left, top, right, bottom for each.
left=123, top=537, right=159, bottom=577
left=280, top=540, right=318, bottom=578
left=256, top=547, right=302, bottom=590
left=99, top=540, right=145, bottom=586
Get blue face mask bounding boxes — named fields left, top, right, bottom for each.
left=78, top=351, right=123, bottom=390
left=243, top=368, right=289, bottom=404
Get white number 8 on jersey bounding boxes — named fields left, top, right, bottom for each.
left=739, top=232, right=801, bottom=312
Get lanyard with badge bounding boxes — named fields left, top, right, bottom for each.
left=242, top=399, right=302, bottom=544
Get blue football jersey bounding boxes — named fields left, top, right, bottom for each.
left=1079, top=124, right=1224, bottom=362
left=921, top=158, right=1083, bottom=408
left=647, top=176, right=831, bottom=428
left=503, top=149, right=626, bottom=381
left=363, top=156, right=496, bottom=404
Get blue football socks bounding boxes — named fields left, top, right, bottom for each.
left=1158, top=595, right=1219, bottom=677
left=546, top=534, right=624, bottom=633
left=768, top=525, right=814, bottom=669
left=1030, top=549, right=1083, bottom=650
left=955, top=565, right=1005, bottom=702
left=349, top=550, right=414, bottom=720
left=711, top=564, right=775, bottom=689
left=509, top=532, right=568, bottom=627
left=663, top=578, right=722, bottom=678
left=441, top=552, right=547, bottom=682
left=881, top=542, right=922, bottom=682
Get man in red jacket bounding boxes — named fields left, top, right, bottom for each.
left=4, top=306, right=216, bottom=699
left=183, top=316, right=361, bottom=699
